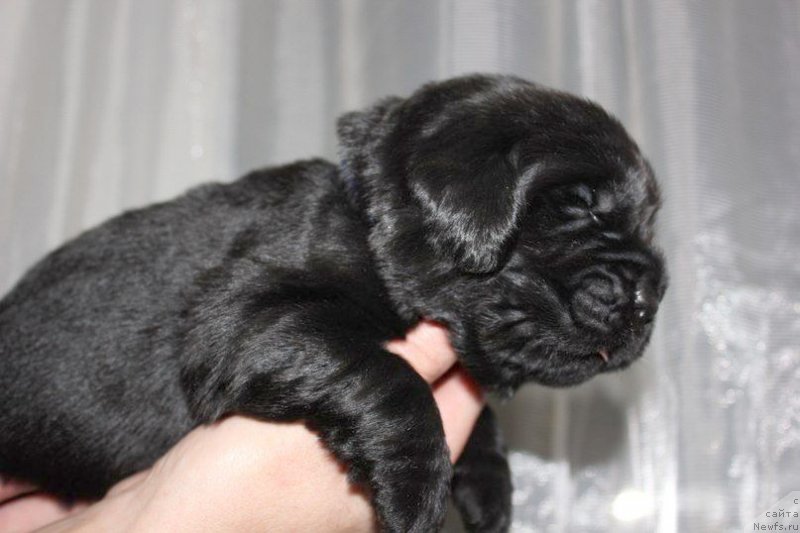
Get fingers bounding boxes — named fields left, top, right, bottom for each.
left=0, top=493, right=86, bottom=532
left=385, top=319, right=456, bottom=384
left=432, top=366, right=484, bottom=461
left=0, top=476, right=37, bottom=504
left=106, top=470, right=148, bottom=498
left=110, top=418, right=376, bottom=533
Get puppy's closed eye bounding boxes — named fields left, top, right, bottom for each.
left=561, top=184, right=598, bottom=219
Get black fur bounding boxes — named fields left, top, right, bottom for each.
left=0, top=74, right=666, bottom=532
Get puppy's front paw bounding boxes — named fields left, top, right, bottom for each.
left=452, top=473, right=511, bottom=533
left=370, top=447, right=451, bottom=533
left=452, top=406, right=512, bottom=533
left=335, top=366, right=452, bottom=532
left=229, top=333, right=452, bottom=532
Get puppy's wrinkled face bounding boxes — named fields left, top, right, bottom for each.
left=339, top=74, right=667, bottom=394
left=477, top=158, right=667, bottom=391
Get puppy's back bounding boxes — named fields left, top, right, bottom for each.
left=0, top=158, right=349, bottom=497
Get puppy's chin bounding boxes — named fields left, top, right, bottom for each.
left=468, top=311, right=655, bottom=395
left=525, top=337, right=649, bottom=389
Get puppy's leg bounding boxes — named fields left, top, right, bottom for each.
left=183, top=301, right=451, bottom=533
left=452, top=406, right=512, bottom=533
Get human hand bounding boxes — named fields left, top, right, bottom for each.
left=0, top=320, right=483, bottom=532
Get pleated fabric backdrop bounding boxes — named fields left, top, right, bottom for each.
left=1, top=1, right=798, bottom=531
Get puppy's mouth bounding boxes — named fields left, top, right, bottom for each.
left=585, top=331, right=651, bottom=372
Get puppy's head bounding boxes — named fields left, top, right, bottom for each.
left=338, top=75, right=667, bottom=394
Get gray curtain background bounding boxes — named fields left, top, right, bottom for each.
left=1, top=1, right=798, bottom=531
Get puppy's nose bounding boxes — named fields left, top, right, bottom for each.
left=631, top=283, right=658, bottom=331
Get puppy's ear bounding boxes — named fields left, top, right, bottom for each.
left=407, top=135, right=534, bottom=274
left=337, top=94, right=535, bottom=274
left=337, top=96, right=403, bottom=179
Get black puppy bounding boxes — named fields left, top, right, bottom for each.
left=0, top=74, right=666, bottom=532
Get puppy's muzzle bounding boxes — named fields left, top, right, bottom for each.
left=570, top=265, right=662, bottom=338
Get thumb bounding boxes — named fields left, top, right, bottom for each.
left=384, top=320, right=457, bottom=384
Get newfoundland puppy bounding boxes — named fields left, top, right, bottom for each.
left=0, top=74, right=666, bottom=532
